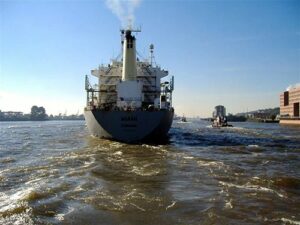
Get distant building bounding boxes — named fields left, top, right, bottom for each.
left=2, top=111, right=24, bottom=117
left=0, top=111, right=26, bottom=121
left=213, top=105, right=226, bottom=118
left=251, top=112, right=270, bottom=119
left=280, top=84, right=300, bottom=125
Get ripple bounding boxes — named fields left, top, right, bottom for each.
left=0, top=157, right=16, bottom=163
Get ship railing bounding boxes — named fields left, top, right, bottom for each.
left=141, top=64, right=152, bottom=76
left=90, top=103, right=173, bottom=112
left=85, top=75, right=102, bottom=107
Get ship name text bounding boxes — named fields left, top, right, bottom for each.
left=121, top=116, right=138, bottom=121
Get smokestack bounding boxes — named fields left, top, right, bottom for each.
left=122, top=30, right=137, bottom=81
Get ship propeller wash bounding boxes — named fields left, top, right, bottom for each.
left=84, top=28, right=174, bottom=143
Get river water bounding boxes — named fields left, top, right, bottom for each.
left=0, top=120, right=299, bottom=225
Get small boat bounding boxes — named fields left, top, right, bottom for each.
left=181, top=115, right=187, bottom=122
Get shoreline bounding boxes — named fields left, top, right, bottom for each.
left=0, top=119, right=85, bottom=122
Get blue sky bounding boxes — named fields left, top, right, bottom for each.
left=1, top=0, right=299, bottom=116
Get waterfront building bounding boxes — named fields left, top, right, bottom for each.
left=280, top=84, right=300, bottom=125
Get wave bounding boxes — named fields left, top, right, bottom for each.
left=55, top=206, right=75, bottom=221
left=131, top=165, right=161, bottom=176
left=219, top=181, right=285, bottom=198
left=0, top=188, right=35, bottom=225
left=197, top=160, right=226, bottom=168
left=280, top=218, right=300, bottom=225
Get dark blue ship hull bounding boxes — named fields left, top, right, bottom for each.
left=84, top=109, right=174, bottom=143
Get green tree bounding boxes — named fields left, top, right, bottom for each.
left=30, top=106, right=47, bottom=121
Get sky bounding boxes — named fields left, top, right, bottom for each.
left=0, top=0, right=299, bottom=117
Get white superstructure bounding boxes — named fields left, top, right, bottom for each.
left=86, top=29, right=173, bottom=111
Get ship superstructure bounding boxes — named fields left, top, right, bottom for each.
left=84, top=29, right=174, bottom=142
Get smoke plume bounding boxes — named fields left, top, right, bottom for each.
left=105, top=0, right=141, bottom=29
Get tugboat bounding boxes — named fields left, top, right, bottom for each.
left=181, top=114, right=187, bottom=122
left=212, top=116, right=232, bottom=127
left=84, top=28, right=174, bottom=143
left=211, top=105, right=233, bottom=127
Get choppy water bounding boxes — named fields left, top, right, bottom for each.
left=0, top=120, right=299, bottom=225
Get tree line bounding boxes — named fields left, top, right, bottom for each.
left=0, top=106, right=84, bottom=121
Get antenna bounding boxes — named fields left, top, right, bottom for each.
left=149, top=44, right=156, bottom=66
left=120, top=26, right=141, bottom=34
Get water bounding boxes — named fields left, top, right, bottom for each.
left=0, top=120, right=299, bottom=225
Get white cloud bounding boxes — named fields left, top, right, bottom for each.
left=286, top=83, right=300, bottom=91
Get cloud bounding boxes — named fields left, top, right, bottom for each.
left=286, top=83, right=300, bottom=91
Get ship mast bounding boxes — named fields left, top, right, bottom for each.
left=149, top=44, right=155, bottom=66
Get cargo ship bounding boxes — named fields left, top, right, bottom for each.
left=84, top=28, right=174, bottom=143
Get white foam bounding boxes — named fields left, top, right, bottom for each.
left=82, top=156, right=96, bottom=168
left=166, top=201, right=176, bottom=210
left=114, top=151, right=123, bottom=155
left=25, top=177, right=43, bottom=185
left=109, top=142, right=124, bottom=149
left=247, top=145, right=259, bottom=148
left=0, top=187, right=35, bottom=214
left=141, top=144, right=162, bottom=150
left=55, top=206, right=75, bottom=221
left=230, top=126, right=246, bottom=130
left=219, top=181, right=285, bottom=198
left=131, top=166, right=160, bottom=176
left=183, top=156, right=194, bottom=159
left=224, top=199, right=233, bottom=209
left=197, top=160, right=226, bottom=169
left=130, top=203, right=146, bottom=211
left=281, top=218, right=300, bottom=225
